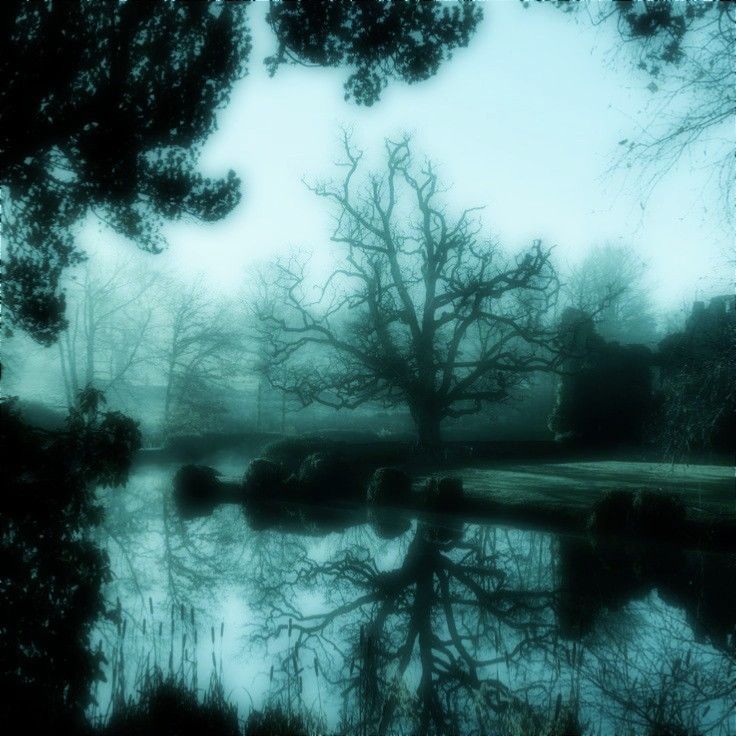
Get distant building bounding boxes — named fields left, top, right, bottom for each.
left=685, top=294, right=736, bottom=337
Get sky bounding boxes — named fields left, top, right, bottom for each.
left=84, top=0, right=733, bottom=312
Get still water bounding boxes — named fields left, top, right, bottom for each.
left=91, top=453, right=736, bottom=735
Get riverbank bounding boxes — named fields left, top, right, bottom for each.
left=153, top=434, right=735, bottom=552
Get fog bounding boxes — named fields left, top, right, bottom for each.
left=2, top=4, right=734, bottom=736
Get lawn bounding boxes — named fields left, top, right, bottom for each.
left=437, top=460, right=735, bottom=523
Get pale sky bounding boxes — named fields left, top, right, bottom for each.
left=86, top=0, right=733, bottom=311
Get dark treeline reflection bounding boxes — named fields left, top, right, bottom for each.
left=558, top=534, right=736, bottom=649
left=240, top=511, right=736, bottom=736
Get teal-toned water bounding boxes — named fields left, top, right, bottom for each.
left=91, top=454, right=736, bottom=735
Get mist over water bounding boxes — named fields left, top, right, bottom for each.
left=91, top=451, right=736, bottom=735
left=2, top=3, right=734, bottom=735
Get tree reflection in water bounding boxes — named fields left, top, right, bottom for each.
left=557, top=535, right=736, bottom=736
left=249, top=520, right=566, bottom=736
left=247, top=516, right=736, bottom=736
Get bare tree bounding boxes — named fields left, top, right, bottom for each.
left=57, top=258, right=157, bottom=407
left=581, top=601, right=736, bottom=736
left=155, top=278, right=244, bottom=437
left=564, top=243, right=658, bottom=346
left=557, top=1, right=735, bottom=214
left=256, top=135, right=560, bottom=449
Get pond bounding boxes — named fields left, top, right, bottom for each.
left=91, top=453, right=736, bottom=736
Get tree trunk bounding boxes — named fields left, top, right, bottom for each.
left=412, top=404, right=443, bottom=452
left=256, top=379, right=262, bottom=431
left=57, top=340, right=75, bottom=407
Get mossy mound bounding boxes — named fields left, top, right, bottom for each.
left=173, top=464, right=221, bottom=519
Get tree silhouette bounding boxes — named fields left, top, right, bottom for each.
left=557, top=0, right=735, bottom=208
left=256, top=135, right=560, bottom=449
left=1, top=2, right=249, bottom=343
left=265, top=0, right=482, bottom=106
left=154, top=277, right=244, bottom=437
left=564, top=244, right=658, bottom=346
left=57, top=259, right=159, bottom=407
left=252, top=523, right=558, bottom=736
left=1, top=1, right=483, bottom=345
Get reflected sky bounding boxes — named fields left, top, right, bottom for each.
left=92, top=455, right=736, bottom=735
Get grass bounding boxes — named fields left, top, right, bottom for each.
left=434, top=459, right=735, bottom=523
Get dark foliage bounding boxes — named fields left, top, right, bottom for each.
left=102, top=671, right=239, bottom=736
left=656, top=301, right=736, bottom=456
left=261, top=436, right=338, bottom=476
left=243, top=457, right=289, bottom=502
left=1, top=1, right=483, bottom=344
left=549, top=310, right=654, bottom=447
left=266, top=0, right=482, bottom=105
left=557, top=528, right=736, bottom=658
left=588, top=489, right=686, bottom=542
left=241, top=452, right=367, bottom=533
left=243, top=708, right=310, bottom=736
left=560, top=488, right=735, bottom=650
left=0, top=389, right=140, bottom=732
left=612, top=0, right=724, bottom=71
left=1, top=2, right=250, bottom=342
left=296, top=451, right=364, bottom=505
left=173, top=464, right=223, bottom=520
left=241, top=457, right=292, bottom=529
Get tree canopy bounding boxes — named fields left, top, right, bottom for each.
left=256, top=135, right=560, bottom=448
left=1, top=0, right=482, bottom=345
left=265, top=0, right=482, bottom=105
left=1, top=2, right=250, bottom=343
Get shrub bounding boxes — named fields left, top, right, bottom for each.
left=261, top=436, right=336, bottom=476
left=1, top=392, right=139, bottom=734
left=242, top=459, right=288, bottom=502
left=173, top=464, right=222, bottom=519
left=296, top=451, right=363, bottom=504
